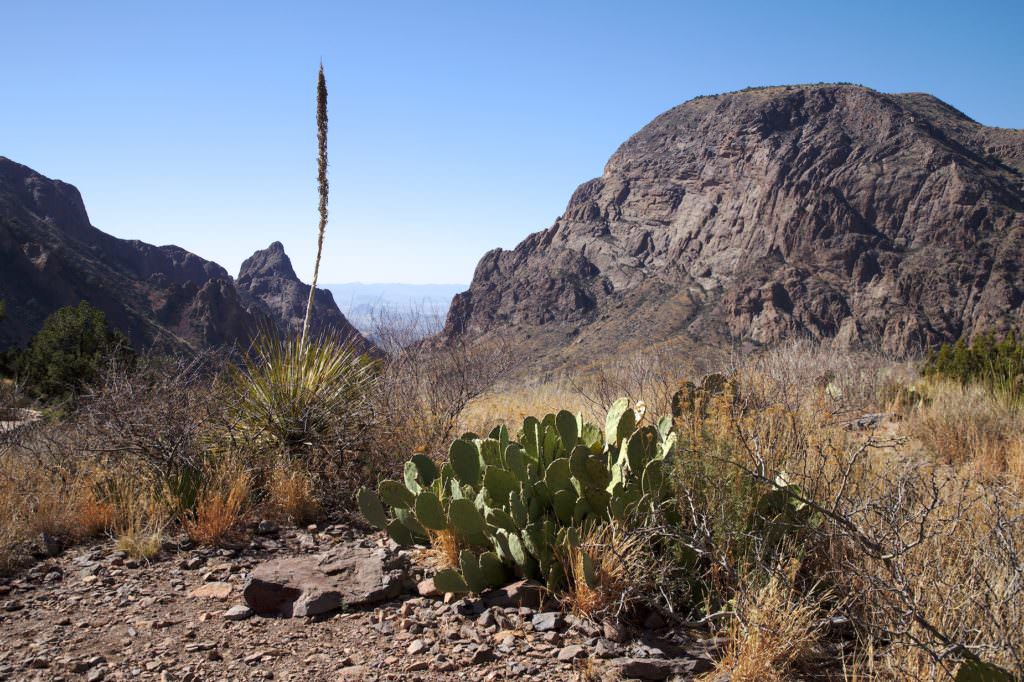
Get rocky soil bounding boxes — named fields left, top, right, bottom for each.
left=0, top=524, right=719, bottom=681
left=443, top=84, right=1024, bottom=367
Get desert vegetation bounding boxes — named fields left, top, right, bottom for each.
left=3, top=309, right=1021, bottom=679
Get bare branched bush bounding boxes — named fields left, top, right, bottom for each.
left=660, top=344, right=1023, bottom=679
left=369, top=307, right=514, bottom=459
left=569, top=344, right=699, bottom=421
left=74, top=352, right=225, bottom=476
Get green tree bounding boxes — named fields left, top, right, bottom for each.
left=0, top=299, right=6, bottom=323
left=18, top=301, right=130, bottom=403
left=922, top=331, right=1024, bottom=402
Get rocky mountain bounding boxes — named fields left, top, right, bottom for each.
left=237, top=242, right=368, bottom=350
left=443, top=84, right=1024, bottom=363
left=0, top=157, right=368, bottom=352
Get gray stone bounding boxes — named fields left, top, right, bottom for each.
left=531, top=611, right=565, bottom=632
left=556, top=645, right=585, bottom=662
left=243, top=544, right=406, bottom=617
left=223, top=604, right=253, bottom=621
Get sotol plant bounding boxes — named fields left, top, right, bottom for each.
left=358, top=398, right=677, bottom=594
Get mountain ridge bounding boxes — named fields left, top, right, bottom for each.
left=0, top=157, right=368, bottom=352
left=441, top=84, right=1024, bottom=365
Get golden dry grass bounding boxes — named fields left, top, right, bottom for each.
left=103, top=473, right=171, bottom=561
left=702, top=564, right=830, bottom=682
left=265, top=461, right=320, bottom=526
left=559, top=522, right=649, bottom=618
left=425, top=528, right=462, bottom=569
left=182, top=462, right=250, bottom=546
left=903, top=377, right=1024, bottom=489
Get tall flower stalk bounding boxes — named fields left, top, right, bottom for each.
left=301, top=63, right=329, bottom=348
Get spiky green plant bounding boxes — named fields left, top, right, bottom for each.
left=230, top=330, right=373, bottom=454
left=357, top=399, right=680, bottom=594
left=301, top=63, right=330, bottom=348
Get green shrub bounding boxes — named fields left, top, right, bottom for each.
left=18, top=301, right=130, bottom=403
left=922, top=332, right=1024, bottom=403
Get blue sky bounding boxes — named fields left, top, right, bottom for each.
left=2, top=1, right=1021, bottom=284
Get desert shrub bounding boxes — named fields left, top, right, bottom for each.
left=17, top=301, right=131, bottom=404
left=662, top=350, right=1023, bottom=680
left=370, top=309, right=513, bottom=458
left=923, top=332, right=1024, bottom=405
left=75, top=352, right=223, bottom=477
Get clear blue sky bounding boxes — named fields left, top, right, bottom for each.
left=2, top=1, right=1021, bottom=284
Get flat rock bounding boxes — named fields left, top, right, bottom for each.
left=601, top=656, right=713, bottom=680
left=481, top=579, right=546, bottom=609
left=243, top=544, right=405, bottom=617
left=417, top=578, right=440, bottom=597
left=532, top=611, right=565, bottom=632
left=223, top=604, right=253, bottom=621
left=556, top=644, right=585, bottom=662
left=189, top=582, right=233, bottom=600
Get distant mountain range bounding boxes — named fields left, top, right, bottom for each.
left=0, top=157, right=369, bottom=353
left=442, top=84, right=1024, bottom=366
left=325, top=283, right=466, bottom=338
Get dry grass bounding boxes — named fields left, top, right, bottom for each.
left=425, top=528, right=462, bottom=569
left=182, top=461, right=250, bottom=546
left=559, top=522, right=649, bottom=619
left=0, top=450, right=118, bottom=571
left=703, top=563, right=830, bottom=682
left=904, top=377, right=1024, bottom=489
left=99, top=471, right=171, bottom=561
left=460, top=379, right=595, bottom=436
left=265, top=460, right=320, bottom=526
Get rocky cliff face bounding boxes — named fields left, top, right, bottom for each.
left=0, top=157, right=369, bottom=353
left=443, top=85, right=1024, bottom=362
left=237, top=241, right=368, bottom=350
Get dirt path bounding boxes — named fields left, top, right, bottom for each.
left=0, top=525, right=715, bottom=681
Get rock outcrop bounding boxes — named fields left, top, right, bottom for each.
left=0, top=157, right=370, bottom=352
left=442, top=85, right=1024, bottom=363
left=237, top=241, right=368, bottom=351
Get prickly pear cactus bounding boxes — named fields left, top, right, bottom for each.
left=356, top=397, right=676, bottom=594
